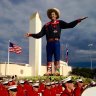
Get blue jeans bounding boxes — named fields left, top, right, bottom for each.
left=46, top=40, right=60, bottom=62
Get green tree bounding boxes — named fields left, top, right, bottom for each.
left=71, top=67, right=94, bottom=78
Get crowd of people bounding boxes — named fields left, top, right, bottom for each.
left=0, top=76, right=96, bottom=96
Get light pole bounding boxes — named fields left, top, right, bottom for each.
left=88, top=44, right=93, bottom=70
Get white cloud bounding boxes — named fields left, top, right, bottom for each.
left=76, top=49, right=96, bottom=55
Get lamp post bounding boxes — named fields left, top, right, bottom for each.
left=88, top=44, right=93, bottom=70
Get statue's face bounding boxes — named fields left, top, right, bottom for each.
left=50, top=12, right=57, bottom=20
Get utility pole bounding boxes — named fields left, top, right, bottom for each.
left=88, top=44, right=93, bottom=70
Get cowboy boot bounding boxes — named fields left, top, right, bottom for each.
left=54, top=61, right=60, bottom=76
left=45, top=62, right=52, bottom=75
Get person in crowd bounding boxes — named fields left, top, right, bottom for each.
left=50, top=81, right=57, bottom=96
left=89, top=80, right=96, bottom=87
left=32, top=82, right=42, bottom=96
left=24, top=80, right=33, bottom=96
left=0, top=80, right=9, bottom=96
left=17, top=80, right=27, bottom=96
left=8, top=79, right=16, bottom=86
left=8, top=85, right=17, bottom=96
left=39, top=80, right=45, bottom=94
left=43, top=82, right=52, bottom=96
left=61, top=77, right=74, bottom=96
left=55, top=81, right=63, bottom=96
left=74, top=79, right=84, bottom=96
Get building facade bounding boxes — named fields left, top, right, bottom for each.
left=0, top=61, right=72, bottom=77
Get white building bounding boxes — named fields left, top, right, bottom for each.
left=0, top=61, right=72, bottom=77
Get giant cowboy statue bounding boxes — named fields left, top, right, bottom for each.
left=25, top=8, right=87, bottom=76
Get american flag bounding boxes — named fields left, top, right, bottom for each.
left=66, top=48, right=68, bottom=64
left=9, top=42, right=22, bottom=54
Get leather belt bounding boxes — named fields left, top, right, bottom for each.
left=47, top=38, right=59, bottom=42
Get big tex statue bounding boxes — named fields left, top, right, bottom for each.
left=25, top=8, right=87, bottom=76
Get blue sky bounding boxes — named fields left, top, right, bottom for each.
left=0, top=0, right=96, bottom=67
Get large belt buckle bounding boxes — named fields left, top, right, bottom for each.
left=55, top=38, right=58, bottom=41
left=53, top=30, right=57, bottom=33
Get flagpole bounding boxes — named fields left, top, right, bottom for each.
left=8, top=40, right=10, bottom=65
left=66, top=44, right=68, bottom=49
left=66, top=44, right=68, bottom=64
left=5, top=40, right=10, bottom=76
